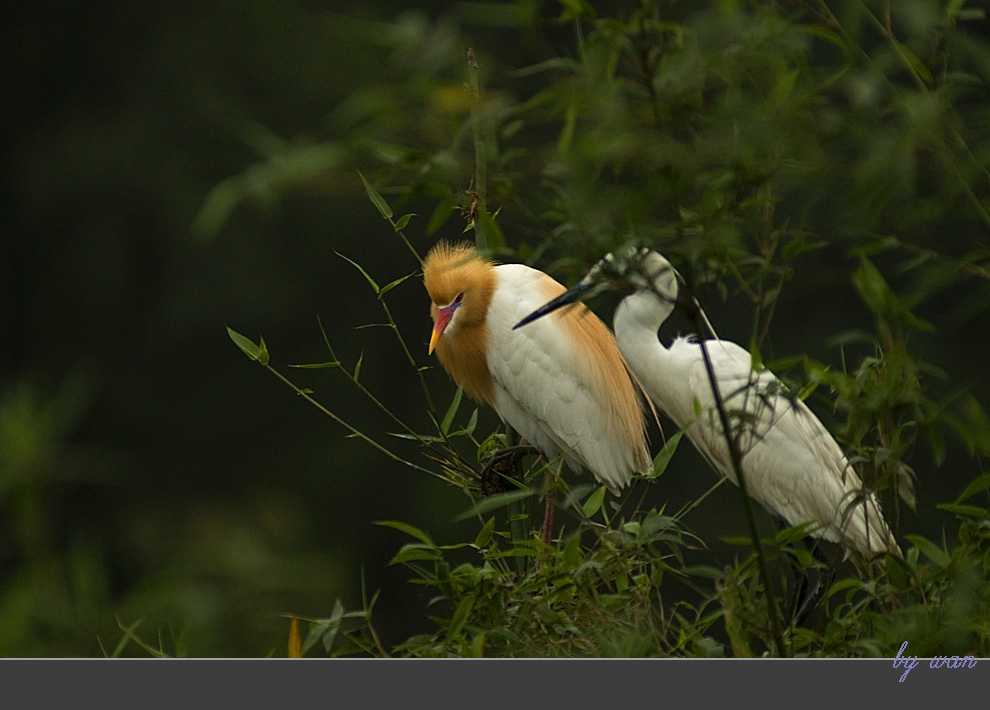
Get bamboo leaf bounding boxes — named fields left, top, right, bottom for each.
left=353, top=351, right=364, bottom=382
left=456, top=489, right=535, bottom=520
left=953, top=473, right=990, bottom=504
left=478, top=208, right=505, bottom=251
left=427, top=196, right=456, bottom=236
left=441, top=386, right=464, bottom=435
left=359, top=171, right=393, bottom=219
left=936, top=503, right=988, bottom=518
left=375, top=520, right=434, bottom=546
left=226, top=326, right=262, bottom=361
left=336, top=251, right=380, bottom=293
left=393, top=213, right=414, bottom=231
left=582, top=486, right=606, bottom=518
left=893, top=39, right=933, bottom=86
left=388, top=544, right=442, bottom=564
left=649, top=430, right=683, bottom=479
left=905, top=534, right=952, bottom=569
left=473, top=517, right=496, bottom=548
left=463, top=408, right=478, bottom=436
left=379, top=273, right=414, bottom=298
left=194, top=176, right=244, bottom=240
left=448, top=593, right=475, bottom=638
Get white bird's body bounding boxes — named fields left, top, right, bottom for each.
left=520, top=249, right=900, bottom=559
left=423, top=242, right=651, bottom=494
left=484, top=265, right=649, bottom=490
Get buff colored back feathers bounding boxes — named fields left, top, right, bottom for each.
left=423, top=242, right=651, bottom=491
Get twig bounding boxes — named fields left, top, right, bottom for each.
left=263, top=361, right=439, bottom=478
left=676, top=282, right=788, bottom=658
left=467, top=48, right=488, bottom=250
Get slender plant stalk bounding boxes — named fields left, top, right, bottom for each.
left=467, top=47, right=488, bottom=251
left=262, top=361, right=441, bottom=478
left=676, top=285, right=788, bottom=658
left=467, top=47, right=532, bottom=557
left=389, top=220, right=423, bottom=267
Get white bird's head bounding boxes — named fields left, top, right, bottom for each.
left=423, top=241, right=497, bottom=354
left=514, top=248, right=681, bottom=330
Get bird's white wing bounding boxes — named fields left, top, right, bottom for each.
left=677, top=338, right=897, bottom=555
left=676, top=338, right=772, bottom=478
left=485, top=264, right=647, bottom=492
left=777, top=397, right=899, bottom=555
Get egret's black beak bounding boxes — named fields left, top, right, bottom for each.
left=514, top=279, right=595, bottom=330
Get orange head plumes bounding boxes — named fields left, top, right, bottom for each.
left=422, top=242, right=498, bottom=404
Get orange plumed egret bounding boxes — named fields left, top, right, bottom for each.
left=517, top=248, right=900, bottom=618
left=423, top=242, right=652, bottom=541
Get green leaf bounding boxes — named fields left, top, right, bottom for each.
left=464, top=408, right=478, bottom=436
left=194, top=176, right=244, bottom=240
left=426, top=196, right=456, bottom=237
left=258, top=336, right=270, bottom=366
left=358, top=171, right=392, bottom=219
left=936, top=503, right=988, bottom=518
left=649, top=430, right=683, bottom=479
left=441, top=386, right=463, bottom=435
left=393, top=213, right=414, bottom=231
left=853, top=256, right=934, bottom=332
left=561, top=532, right=583, bottom=569
left=477, top=209, right=505, bottom=252
left=236, top=119, right=288, bottom=158
left=353, top=351, right=364, bottom=382
left=388, top=544, right=442, bottom=565
left=375, top=520, right=434, bottom=546
left=953, top=473, right=990, bottom=504
left=893, top=39, right=933, bottom=86
left=853, top=256, right=894, bottom=316
left=226, top=326, right=262, bottom=361
left=904, top=534, right=952, bottom=569
left=827, top=577, right=866, bottom=597
left=582, top=486, right=606, bottom=518
left=562, top=484, right=596, bottom=510
left=473, top=517, right=496, bottom=548
left=456, top=489, right=535, bottom=520
left=682, top=565, right=724, bottom=579
left=336, top=251, right=380, bottom=294
left=289, top=361, right=340, bottom=369
left=448, top=593, right=475, bottom=638
left=379, top=273, right=414, bottom=298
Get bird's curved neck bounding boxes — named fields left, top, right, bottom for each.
left=613, top=289, right=680, bottom=404
left=614, top=290, right=675, bottom=349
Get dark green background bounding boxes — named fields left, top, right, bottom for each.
left=1, top=1, right=987, bottom=656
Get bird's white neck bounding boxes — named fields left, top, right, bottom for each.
left=614, top=289, right=674, bottom=350
left=613, top=288, right=684, bottom=412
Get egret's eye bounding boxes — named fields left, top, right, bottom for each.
left=454, top=292, right=464, bottom=304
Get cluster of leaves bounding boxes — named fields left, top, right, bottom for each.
left=223, top=174, right=989, bottom=657
left=204, top=0, right=990, bottom=657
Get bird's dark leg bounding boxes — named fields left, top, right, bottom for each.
left=540, top=477, right=557, bottom=546
left=480, top=445, right=557, bottom=544
left=773, top=519, right=831, bottom=626
left=480, top=445, right=541, bottom=495
left=792, top=543, right=830, bottom=626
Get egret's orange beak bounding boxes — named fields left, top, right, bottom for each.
left=429, top=302, right=459, bottom=354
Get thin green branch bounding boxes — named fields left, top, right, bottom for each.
left=675, top=283, right=788, bottom=658
left=467, top=47, right=488, bottom=251
left=262, top=360, right=439, bottom=479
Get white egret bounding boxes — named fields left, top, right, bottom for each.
left=516, top=248, right=901, bottom=615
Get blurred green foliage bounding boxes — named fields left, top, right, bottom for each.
left=2, top=0, right=990, bottom=656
